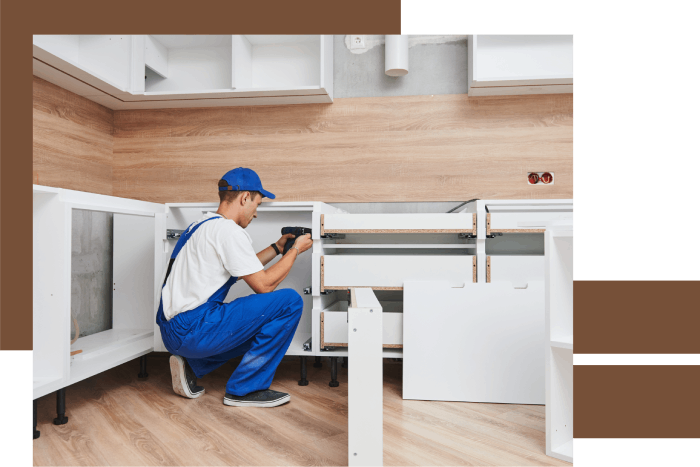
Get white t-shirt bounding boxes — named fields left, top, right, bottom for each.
left=162, top=212, right=264, bottom=320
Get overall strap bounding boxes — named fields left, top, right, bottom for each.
left=163, top=216, right=220, bottom=287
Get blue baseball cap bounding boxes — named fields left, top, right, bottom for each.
left=219, top=167, right=275, bottom=199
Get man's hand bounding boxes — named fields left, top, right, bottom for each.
left=292, top=233, right=313, bottom=254
left=244, top=233, right=313, bottom=294
left=275, top=233, right=296, bottom=253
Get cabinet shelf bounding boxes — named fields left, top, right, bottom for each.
left=71, top=328, right=153, bottom=360
left=324, top=244, right=475, bottom=249
left=550, top=336, right=573, bottom=350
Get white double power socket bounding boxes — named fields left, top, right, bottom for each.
left=350, top=35, right=365, bottom=49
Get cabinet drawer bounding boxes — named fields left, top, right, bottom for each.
left=321, top=255, right=475, bottom=291
left=487, top=211, right=572, bottom=235
left=321, top=306, right=403, bottom=349
left=322, top=213, right=475, bottom=235
left=486, top=255, right=544, bottom=285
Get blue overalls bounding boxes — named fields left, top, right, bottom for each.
left=156, top=216, right=304, bottom=396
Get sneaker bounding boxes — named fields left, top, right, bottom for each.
left=170, top=355, right=204, bottom=399
left=223, top=389, right=291, bottom=407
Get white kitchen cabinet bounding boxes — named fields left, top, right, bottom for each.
left=468, top=35, right=573, bottom=96
left=32, top=184, right=342, bottom=400
left=397, top=199, right=572, bottom=404
left=33, top=185, right=166, bottom=400
left=312, top=212, right=477, bottom=361
left=545, top=228, right=573, bottom=463
left=33, top=35, right=333, bottom=110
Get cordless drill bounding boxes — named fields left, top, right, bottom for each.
left=281, top=227, right=312, bottom=254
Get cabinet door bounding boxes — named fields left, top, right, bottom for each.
left=403, top=280, right=545, bottom=404
left=113, top=213, right=156, bottom=332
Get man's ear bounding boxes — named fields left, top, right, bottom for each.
left=240, top=191, right=250, bottom=205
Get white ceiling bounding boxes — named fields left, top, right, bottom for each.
left=150, top=35, right=318, bottom=49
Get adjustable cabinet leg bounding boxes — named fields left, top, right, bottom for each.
left=329, top=357, right=339, bottom=387
left=138, top=355, right=149, bottom=379
left=53, top=388, right=68, bottom=425
left=342, top=357, right=348, bottom=369
left=313, top=356, right=322, bottom=368
left=33, top=399, right=40, bottom=440
left=298, top=356, right=309, bottom=386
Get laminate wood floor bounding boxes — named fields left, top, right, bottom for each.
left=34, top=355, right=571, bottom=466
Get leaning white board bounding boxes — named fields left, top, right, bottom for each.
left=403, top=280, right=545, bottom=404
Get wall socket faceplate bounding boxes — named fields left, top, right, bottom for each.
left=350, top=35, right=365, bottom=49
left=528, top=172, right=554, bottom=185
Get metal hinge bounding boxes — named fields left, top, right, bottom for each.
left=486, top=232, right=504, bottom=239
left=321, top=233, right=346, bottom=239
left=166, top=229, right=184, bottom=239
left=303, top=287, right=312, bottom=294
left=458, top=233, right=477, bottom=239
left=303, top=337, right=312, bottom=351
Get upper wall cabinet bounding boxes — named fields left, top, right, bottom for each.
left=33, top=35, right=333, bottom=110
left=467, top=35, right=572, bottom=96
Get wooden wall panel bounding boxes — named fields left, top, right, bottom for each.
left=112, top=94, right=572, bottom=203
left=33, top=77, right=114, bottom=195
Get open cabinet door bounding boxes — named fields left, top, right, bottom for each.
left=403, top=280, right=545, bottom=404
left=113, top=213, right=156, bottom=335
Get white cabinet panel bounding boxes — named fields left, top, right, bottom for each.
left=322, top=213, right=475, bottom=234
left=322, top=255, right=473, bottom=291
left=488, top=211, right=573, bottom=234
left=321, top=306, right=403, bottom=349
left=404, top=281, right=545, bottom=404
left=348, top=288, right=383, bottom=466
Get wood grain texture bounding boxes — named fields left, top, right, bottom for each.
left=33, top=355, right=570, bottom=466
left=112, top=94, right=572, bottom=203
left=33, top=77, right=114, bottom=195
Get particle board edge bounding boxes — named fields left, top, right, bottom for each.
left=322, top=229, right=468, bottom=234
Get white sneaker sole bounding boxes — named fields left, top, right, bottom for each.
left=170, top=355, right=204, bottom=399
left=223, top=394, right=291, bottom=407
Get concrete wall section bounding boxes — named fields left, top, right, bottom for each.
left=71, top=209, right=113, bottom=338
left=334, top=35, right=468, bottom=98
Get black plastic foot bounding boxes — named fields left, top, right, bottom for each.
left=138, top=355, right=149, bottom=379
left=53, top=414, right=68, bottom=425
left=298, top=356, right=309, bottom=386
left=329, top=357, right=339, bottom=387
left=33, top=399, right=40, bottom=440
left=342, top=357, right=348, bottom=369
left=53, top=388, right=68, bottom=425
left=313, top=356, right=322, bottom=368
